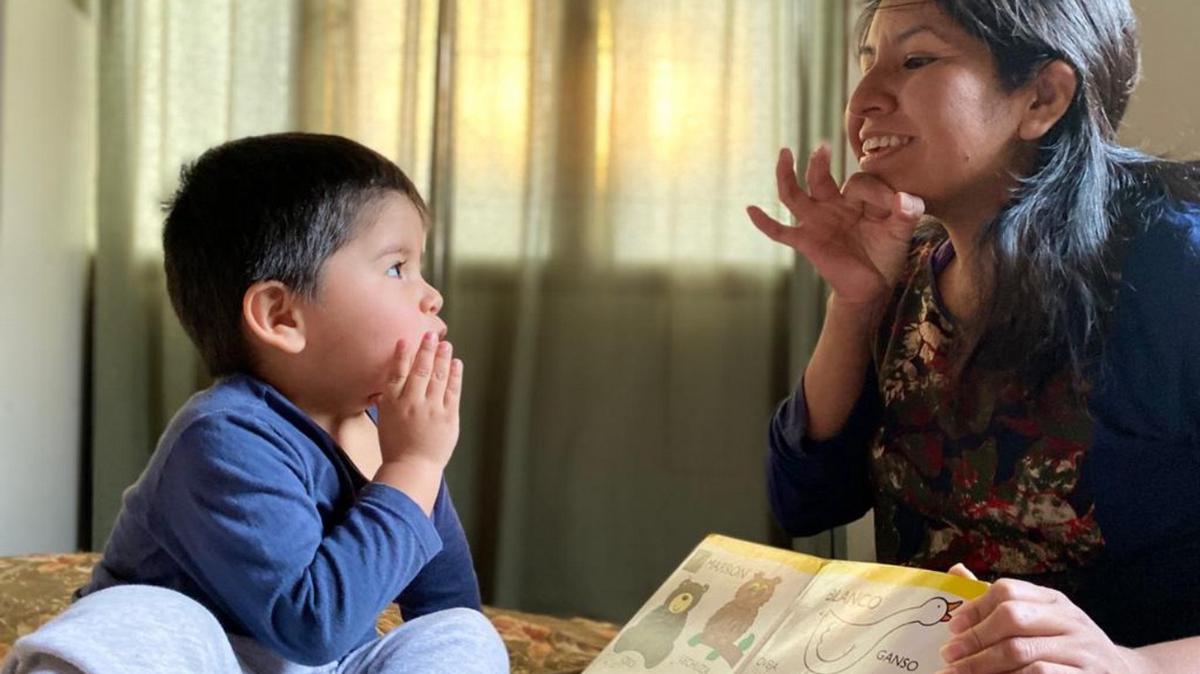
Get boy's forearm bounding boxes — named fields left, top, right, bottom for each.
left=374, top=459, right=443, bottom=515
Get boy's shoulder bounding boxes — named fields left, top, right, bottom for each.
left=167, top=374, right=282, bottom=437
left=156, top=374, right=327, bottom=473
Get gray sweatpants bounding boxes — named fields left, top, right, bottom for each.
left=1, top=585, right=509, bottom=674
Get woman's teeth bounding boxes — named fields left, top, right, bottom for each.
left=862, top=135, right=912, bottom=154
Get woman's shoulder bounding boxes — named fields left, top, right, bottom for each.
left=1121, top=201, right=1200, bottom=288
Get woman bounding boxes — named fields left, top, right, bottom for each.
left=750, top=0, right=1200, bottom=671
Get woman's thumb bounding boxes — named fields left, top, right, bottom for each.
left=896, top=192, right=925, bottom=220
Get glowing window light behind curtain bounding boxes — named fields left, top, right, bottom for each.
left=450, top=0, right=797, bottom=269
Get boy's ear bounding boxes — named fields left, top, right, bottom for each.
left=1018, top=59, right=1077, bottom=142
left=242, top=281, right=306, bottom=355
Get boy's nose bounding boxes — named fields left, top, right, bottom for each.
left=422, top=286, right=444, bottom=315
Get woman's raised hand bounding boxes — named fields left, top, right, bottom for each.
left=748, top=145, right=924, bottom=309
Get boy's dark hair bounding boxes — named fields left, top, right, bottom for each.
left=163, top=132, right=428, bottom=377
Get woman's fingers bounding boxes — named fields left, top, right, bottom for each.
left=948, top=580, right=1066, bottom=637
left=805, top=143, right=842, bottom=202
left=842, top=171, right=900, bottom=214
left=776, top=148, right=817, bottom=213
left=946, top=563, right=979, bottom=580
left=747, top=206, right=810, bottom=255
left=940, top=580, right=1085, bottom=672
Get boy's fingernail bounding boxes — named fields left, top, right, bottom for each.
left=424, top=331, right=437, bottom=343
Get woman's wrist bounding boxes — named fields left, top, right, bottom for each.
left=825, top=291, right=886, bottom=342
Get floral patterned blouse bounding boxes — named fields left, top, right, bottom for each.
left=870, top=237, right=1103, bottom=581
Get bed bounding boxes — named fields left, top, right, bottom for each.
left=0, top=553, right=617, bottom=674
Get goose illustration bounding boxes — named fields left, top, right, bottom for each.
left=802, top=596, right=962, bottom=674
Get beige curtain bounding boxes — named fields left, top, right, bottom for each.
left=91, top=0, right=844, bottom=622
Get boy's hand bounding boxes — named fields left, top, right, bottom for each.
left=374, top=331, right=463, bottom=514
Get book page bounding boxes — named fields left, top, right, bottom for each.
left=740, top=561, right=988, bottom=674
left=585, top=535, right=824, bottom=674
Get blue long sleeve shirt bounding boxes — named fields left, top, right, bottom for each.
left=81, top=374, right=481, bottom=665
left=768, top=205, right=1200, bottom=646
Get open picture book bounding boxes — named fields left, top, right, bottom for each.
left=585, top=534, right=989, bottom=674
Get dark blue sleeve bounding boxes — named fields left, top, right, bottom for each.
left=395, top=479, right=482, bottom=618
left=767, top=369, right=882, bottom=537
left=152, top=417, right=443, bottom=666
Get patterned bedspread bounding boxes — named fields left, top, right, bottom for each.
left=0, top=553, right=616, bottom=674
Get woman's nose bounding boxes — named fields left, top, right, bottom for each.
left=847, top=67, right=896, bottom=119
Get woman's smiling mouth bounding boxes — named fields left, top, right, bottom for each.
left=859, top=134, right=913, bottom=166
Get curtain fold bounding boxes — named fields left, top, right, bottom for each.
left=90, top=0, right=846, bottom=622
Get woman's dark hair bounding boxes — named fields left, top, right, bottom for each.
left=860, top=0, right=1200, bottom=386
left=163, top=132, right=428, bottom=377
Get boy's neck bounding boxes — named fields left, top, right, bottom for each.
left=249, top=361, right=365, bottom=439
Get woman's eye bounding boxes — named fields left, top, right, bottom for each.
left=903, top=56, right=936, bottom=69
left=386, top=262, right=405, bottom=278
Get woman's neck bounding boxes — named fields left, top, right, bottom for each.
left=936, top=211, right=993, bottom=323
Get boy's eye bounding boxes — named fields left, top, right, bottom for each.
left=903, top=56, right=936, bottom=69
left=386, top=262, right=406, bottom=278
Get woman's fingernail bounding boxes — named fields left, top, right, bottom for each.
left=940, top=640, right=966, bottom=663
left=946, top=614, right=968, bottom=634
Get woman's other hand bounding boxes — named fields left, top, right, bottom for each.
left=937, top=577, right=1145, bottom=674
left=748, top=144, right=924, bottom=310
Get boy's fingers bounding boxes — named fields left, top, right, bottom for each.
left=404, top=332, right=438, bottom=395
left=426, top=340, right=453, bottom=398
left=387, top=339, right=409, bottom=396
left=444, top=358, right=463, bottom=409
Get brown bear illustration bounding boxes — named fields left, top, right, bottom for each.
left=690, top=572, right=782, bottom=667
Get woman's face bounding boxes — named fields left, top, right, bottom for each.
left=847, top=1, right=1035, bottom=224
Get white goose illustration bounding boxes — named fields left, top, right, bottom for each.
left=802, top=596, right=962, bottom=674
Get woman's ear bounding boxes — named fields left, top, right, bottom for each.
left=243, top=281, right=306, bottom=355
left=1019, top=59, right=1078, bottom=141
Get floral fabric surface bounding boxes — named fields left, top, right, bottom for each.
left=0, top=553, right=616, bottom=674
left=870, top=237, right=1105, bottom=583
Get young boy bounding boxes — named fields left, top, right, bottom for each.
left=72, top=133, right=507, bottom=672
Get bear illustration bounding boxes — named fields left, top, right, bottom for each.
left=689, top=572, right=782, bottom=667
left=613, top=578, right=709, bottom=668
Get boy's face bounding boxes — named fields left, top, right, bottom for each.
left=299, top=192, right=445, bottom=411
